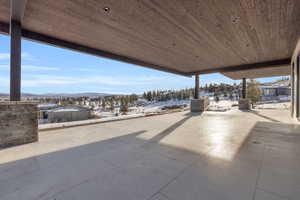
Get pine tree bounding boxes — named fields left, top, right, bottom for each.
left=101, top=99, right=106, bottom=110
left=247, top=79, right=261, bottom=104
left=143, top=92, right=147, bottom=100
left=120, top=97, right=129, bottom=114
left=146, top=91, right=152, bottom=101
left=109, top=98, right=115, bottom=112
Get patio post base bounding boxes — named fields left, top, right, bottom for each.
left=0, top=101, right=38, bottom=147
left=190, top=97, right=209, bottom=112
left=238, top=99, right=252, bottom=110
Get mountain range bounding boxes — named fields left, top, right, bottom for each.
left=0, top=92, right=115, bottom=98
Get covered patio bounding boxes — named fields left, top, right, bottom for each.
left=1, top=109, right=300, bottom=200
left=0, top=1, right=300, bottom=200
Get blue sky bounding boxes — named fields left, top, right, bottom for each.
left=0, top=35, right=282, bottom=94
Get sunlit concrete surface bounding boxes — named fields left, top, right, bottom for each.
left=0, top=109, right=299, bottom=200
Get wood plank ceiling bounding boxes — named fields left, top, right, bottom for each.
left=222, top=65, right=290, bottom=80
left=0, top=0, right=299, bottom=77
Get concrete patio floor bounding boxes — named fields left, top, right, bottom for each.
left=1, top=109, right=300, bottom=200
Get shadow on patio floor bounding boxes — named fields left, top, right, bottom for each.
left=1, top=112, right=300, bottom=200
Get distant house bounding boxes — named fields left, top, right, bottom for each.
left=38, top=103, right=59, bottom=124
left=39, top=105, right=91, bottom=123
left=261, top=86, right=291, bottom=96
left=260, top=79, right=291, bottom=101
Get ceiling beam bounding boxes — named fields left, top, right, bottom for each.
left=0, top=22, right=189, bottom=77
left=0, top=22, right=9, bottom=34
left=187, top=58, right=291, bottom=75
left=10, top=0, right=27, bottom=23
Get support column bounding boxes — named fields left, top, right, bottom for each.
left=242, top=77, right=246, bottom=99
left=1, top=0, right=38, bottom=147
left=297, top=56, right=300, bottom=119
left=291, top=38, right=300, bottom=120
left=10, top=20, right=22, bottom=101
left=194, top=74, right=199, bottom=99
left=293, top=56, right=300, bottom=119
left=239, top=77, right=251, bottom=110
left=191, top=74, right=209, bottom=112
left=291, top=62, right=295, bottom=117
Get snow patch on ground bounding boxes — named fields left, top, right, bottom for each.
left=207, top=100, right=238, bottom=112
left=94, top=99, right=291, bottom=120
left=255, top=102, right=290, bottom=110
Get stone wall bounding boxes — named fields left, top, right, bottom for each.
left=190, top=97, right=210, bottom=112
left=0, top=102, right=38, bottom=147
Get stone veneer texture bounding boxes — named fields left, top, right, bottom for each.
left=0, top=102, right=38, bottom=147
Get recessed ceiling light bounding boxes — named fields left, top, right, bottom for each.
left=103, top=7, right=110, bottom=12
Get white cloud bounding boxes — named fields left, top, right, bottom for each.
left=77, top=68, right=100, bottom=72
left=0, top=77, right=9, bottom=87
left=23, top=65, right=60, bottom=71
left=21, top=52, right=36, bottom=61
left=0, top=65, right=60, bottom=71
left=0, top=52, right=36, bottom=61
left=0, top=74, right=169, bottom=89
left=0, top=53, right=10, bottom=60
left=27, top=75, right=167, bottom=86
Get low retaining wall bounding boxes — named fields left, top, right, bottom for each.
left=39, top=113, right=145, bottom=131
left=0, top=101, right=38, bottom=147
left=190, top=97, right=210, bottom=112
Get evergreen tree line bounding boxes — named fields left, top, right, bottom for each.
left=143, top=88, right=195, bottom=102
left=86, top=94, right=139, bottom=113
left=36, top=82, right=250, bottom=111
left=37, top=94, right=139, bottom=113
left=99, top=95, right=138, bottom=113
left=142, top=83, right=240, bottom=102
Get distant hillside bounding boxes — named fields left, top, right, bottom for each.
left=40, top=93, right=114, bottom=98
left=0, top=92, right=116, bottom=98
left=0, top=93, right=9, bottom=97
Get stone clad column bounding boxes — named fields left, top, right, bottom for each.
left=191, top=74, right=209, bottom=112
left=239, top=77, right=251, bottom=110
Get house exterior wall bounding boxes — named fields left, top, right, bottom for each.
left=47, top=110, right=90, bottom=123
left=262, top=88, right=277, bottom=96
left=260, top=87, right=291, bottom=102
left=261, top=87, right=291, bottom=96
left=278, top=88, right=291, bottom=96
left=0, top=102, right=38, bottom=147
